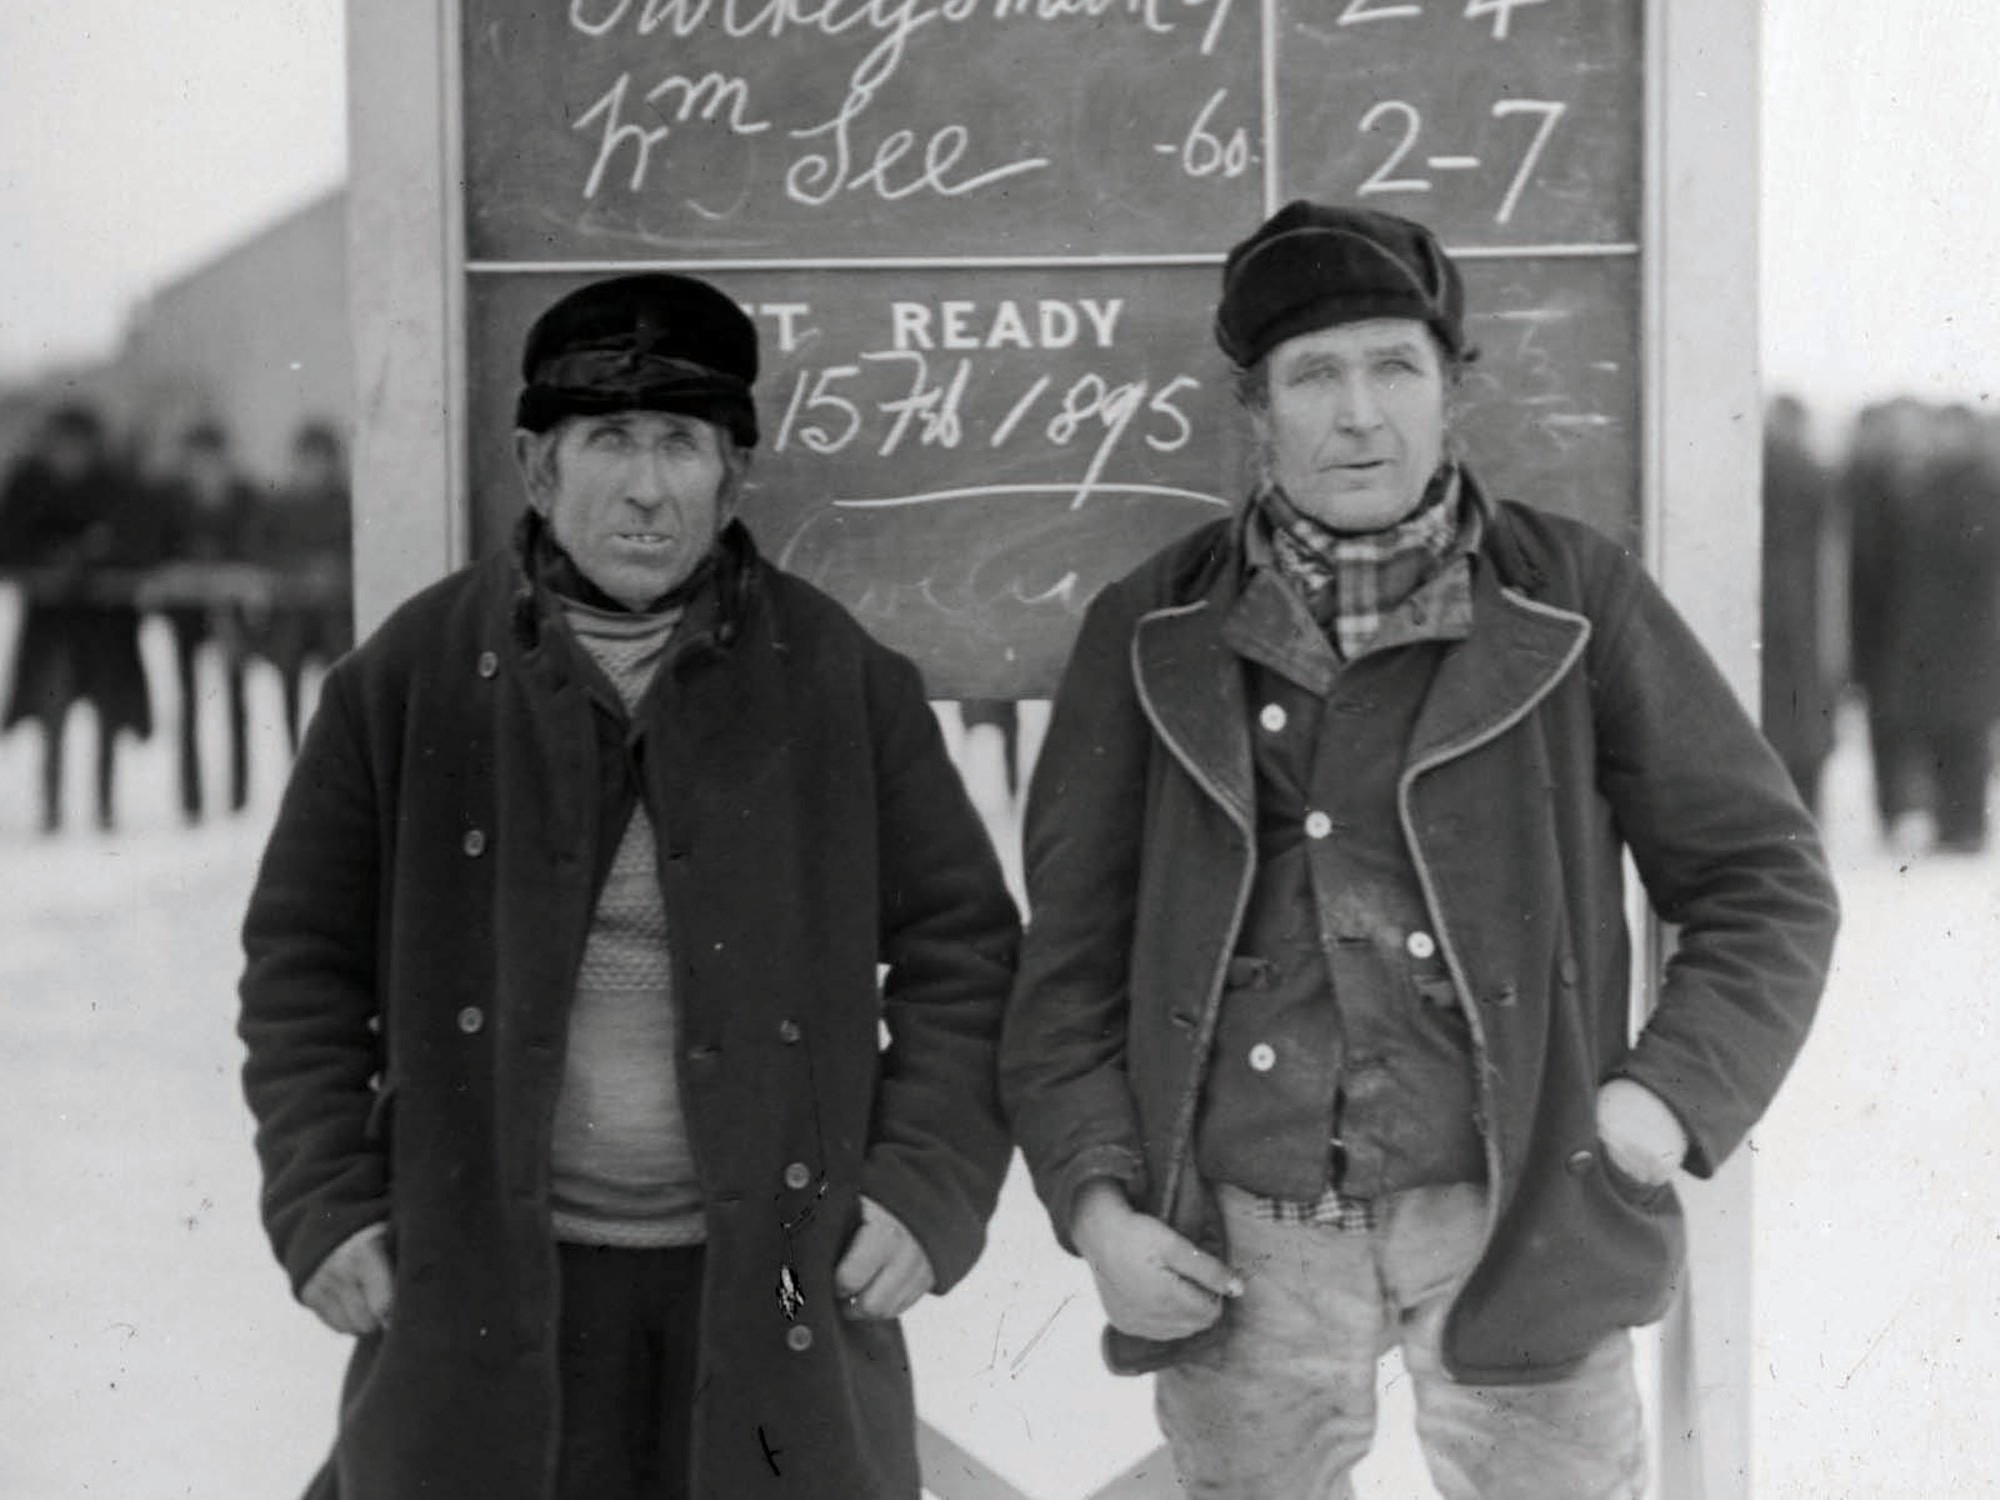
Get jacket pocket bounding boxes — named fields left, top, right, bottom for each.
left=1595, top=1137, right=1673, bottom=1210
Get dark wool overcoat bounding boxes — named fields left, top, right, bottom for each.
left=1001, top=485, right=1840, bottom=1383
left=239, top=520, right=1019, bottom=1498
left=0, top=457, right=154, bottom=736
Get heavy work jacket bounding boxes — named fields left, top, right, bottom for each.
left=1000, top=483, right=1839, bottom=1383
left=239, top=518, right=1020, bottom=1498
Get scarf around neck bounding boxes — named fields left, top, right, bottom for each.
left=1258, top=465, right=1476, bottom=660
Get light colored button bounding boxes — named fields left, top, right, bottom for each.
left=1406, top=930, right=1437, bottom=960
left=476, top=650, right=498, bottom=679
left=462, top=828, right=487, bottom=858
left=456, top=1006, right=485, bottom=1035
left=783, top=1161, right=813, bottom=1191
left=786, top=1324, right=814, bottom=1352
left=777, top=1019, right=802, bottom=1044
left=1248, top=1042, right=1277, bottom=1073
left=1259, top=702, right=1288, bottom=734
left=1304, top=811, right=1333, bottom=840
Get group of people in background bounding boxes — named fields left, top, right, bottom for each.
left=0, top=402, right=352, bottom=833
left=1762, top=391, right=2000, bottom=854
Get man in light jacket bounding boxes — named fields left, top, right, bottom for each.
left=1000, top=202, right=1839, bottom=1499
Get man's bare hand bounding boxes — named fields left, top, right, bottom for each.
left=834, top=1197, right=935, bottom=1320
left=1596, top=1078, right=1688, bottom=1188
left=1071, top=1180, right=1243, bottom=1341
left=301, top=1221, right=394, bottom=1336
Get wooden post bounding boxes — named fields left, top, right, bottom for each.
left=1645, top=2, right=1763, bottom=1496
left=344, top=0, right=465, bottom=635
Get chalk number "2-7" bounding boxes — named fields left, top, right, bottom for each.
left=1357, top=98, right=1565, bottom=226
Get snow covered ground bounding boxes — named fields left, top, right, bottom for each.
left=0, top=589, right=1995, bottom=1498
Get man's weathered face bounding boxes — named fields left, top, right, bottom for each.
left=517, top=410, right=733, bottom=609
left=1253, top=317, right=1449, bottom=533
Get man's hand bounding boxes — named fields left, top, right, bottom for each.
left=1071, top=1180, right=1243, bottom=1341
left=1597, top=1078, right=1689, bottom=1188
left=834, top=1197, right=935, bottom=1320
left=301, top=1221, right=394, bottom=1336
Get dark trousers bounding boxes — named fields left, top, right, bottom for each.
left=1922, top=721, right=1992, bottom=849
left=1867, top=711, right=1913, bottom=830
left=37, top=706, right=117, bottom=833
left=168, top=610, right=247, bottom=818
left=556, top=1241, right=704, bottom=1500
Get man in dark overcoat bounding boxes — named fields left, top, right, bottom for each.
left=0, top=402, right=154, bottom=832
left=156, top=418, right=259, bottom=820
left=1000, top=203, right=1840, bottom=1498
left=1760, top=394, right=1836, bottom=813
left=238, top=273, right=1020, bottom=1499
left=246, top=418, right=353, bottom=753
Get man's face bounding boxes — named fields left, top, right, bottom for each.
left=517, top=410, right=733, bottom=610
left=1253, top=318, right=1450, bottom=533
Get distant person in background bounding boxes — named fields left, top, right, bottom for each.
left=0, top=403, right=154, bottom=833
left=1761, top=394, right=1836, bottom=814
left=1890, top=404, right=2000, bottom=852
left=158, top=419, right=258, bottom=821
left=250, top=419, right=353, bottom=752
left=1845, top=398, right=1932, bottom=837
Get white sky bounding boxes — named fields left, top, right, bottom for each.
left=0, top=0, right=346, bottom=379
left=0, top=1, right=1994, bottom=421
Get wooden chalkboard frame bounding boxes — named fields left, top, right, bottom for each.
left=344, top=1, right=1764, bottom=1494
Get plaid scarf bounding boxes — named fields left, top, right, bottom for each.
left=1259, top=466, right=1473, bottom=660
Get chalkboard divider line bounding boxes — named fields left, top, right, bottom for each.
left=1261, top=0, right=1280, bottom=214
left=463, top=245, right=1639, bottom=275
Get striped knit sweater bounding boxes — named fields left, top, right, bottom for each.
left=546, top=598, right=706, bottom=1248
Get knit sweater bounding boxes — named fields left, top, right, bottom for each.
left=546, top=598, right=707, bottom=1248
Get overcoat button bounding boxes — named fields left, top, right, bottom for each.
left=457, top=1006, right=485, bottom=1035
left=1406, top=931, right=1437, bottom=960
left=783, top=1161, right=813, bottom=1191
left=1304, top=811, right=1333, bottom=840
left=777, top=1019, right=802, bottom=1044
left=1259, top=703, right=1288, bottom=734
left=1566, top=1148, right=1596, bottom=1176
left=787, top=1325, right=814, bottom=1353
left=1248, top=1043, right=1277, bottom=1073
left=477, top=650, right=499, bottom=679
left=462, top=828, right=487, bottom=858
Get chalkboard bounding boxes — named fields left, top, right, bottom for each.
left=463, top=0, right=1263, bottom=259
left=459, top=0, right=1643, bottom=696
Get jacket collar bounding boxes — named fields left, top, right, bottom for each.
left=1131, top=474, right=1588, bottom=818
left=505, top=509, right=761, bottom=668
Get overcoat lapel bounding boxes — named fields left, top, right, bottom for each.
left=1132, top=599, right=1254, bottom=835
left=1406, top=565, right=1590, bottom=771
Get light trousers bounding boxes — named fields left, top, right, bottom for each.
left=1157, top=1182, right=1646, bottom=1500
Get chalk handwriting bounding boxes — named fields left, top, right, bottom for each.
left=1357, top=101, right=1429, bottom=196
left=1169, top=89, right=1253, bottom=179
left=574, top=69, right=768, bottom=199
left=564, top=0, right=1240, bottom=209
left=1338, top=0, right=1421, bottom=23
left=1355, top=97, right=1568, bottom=224
left=1464, top=0, right=1552, bottom=41
left=768, top=349, right=1203, bottom=508
left=1490, top=98, right=1564, bottom=223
